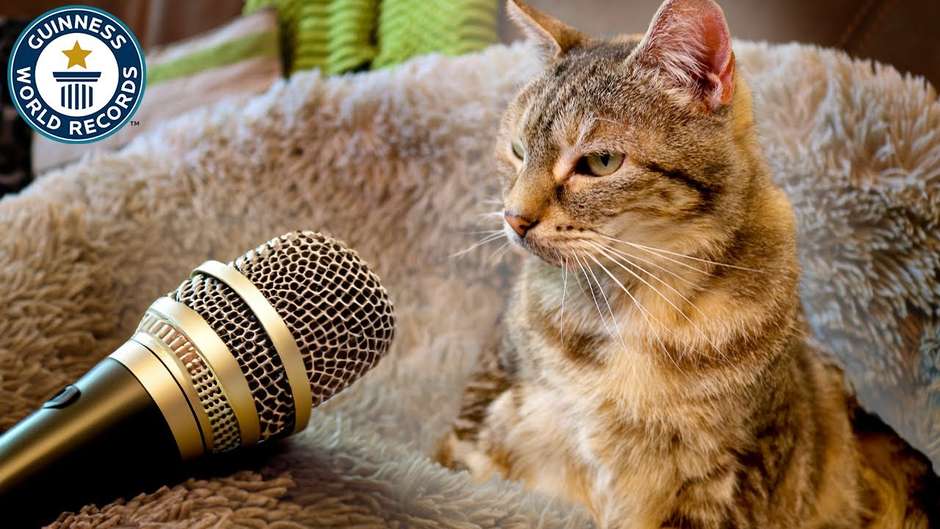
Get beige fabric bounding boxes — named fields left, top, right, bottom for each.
left=0, top=41, right=936, bottom=527
left=30, top=9, right=282, bottom=176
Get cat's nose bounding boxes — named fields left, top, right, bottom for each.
left=505, top=212, right=539, bottom=238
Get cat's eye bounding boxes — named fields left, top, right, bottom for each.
left=576, top=152, right=624, bottom=177
left=511, top=140, right=525, bottom=161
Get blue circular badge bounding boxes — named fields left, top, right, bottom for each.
left=7, top=5, right=146, bottom=144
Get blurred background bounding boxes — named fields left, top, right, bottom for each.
left=501, top=0, right=940, bottom=89
left=2, top=0, right=939, bottom=196
left=5, top=0, right=938, bottom=85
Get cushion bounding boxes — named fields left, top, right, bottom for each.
left=0, top=41, right=936, bottom=526
left=244, top=0, right=499, bottom=74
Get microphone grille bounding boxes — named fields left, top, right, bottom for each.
left=172, top=231, right=394, bottom=444
left=232, top=232, right=396, bottom=407
left=175, top=275, right=295, bottom=440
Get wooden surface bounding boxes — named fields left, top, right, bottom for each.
left=1, top=0, right=244, bottom=50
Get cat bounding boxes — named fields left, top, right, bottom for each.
left=436, top=1, right=938, bottom=528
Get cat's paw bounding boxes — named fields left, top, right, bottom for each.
left=434, top=432, right=468, bottom=471
left=435, top=432, right=503, bottom=483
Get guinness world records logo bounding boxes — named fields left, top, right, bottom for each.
left=7, top=5, right=146, bottom=144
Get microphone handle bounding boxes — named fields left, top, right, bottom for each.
left=0, top=355, right=184, bottom=527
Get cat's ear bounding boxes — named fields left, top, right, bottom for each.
left=635, top=0, right=735, bottom=110
left=507, top=0, right=588, bottom=60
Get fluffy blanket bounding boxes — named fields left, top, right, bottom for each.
left=0, top=41, right=936, bottom=527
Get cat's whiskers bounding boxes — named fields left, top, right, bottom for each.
left=560, top=258, right=568, bottom=343
left=583, top=252, right=685, bottom=374
left=452, top=231, right=506, bottom=258
left=599, top=243, right=700, bottom=290
left=579, top=251, right=629, bottom=353
left=490, top=241, right=512, bottom=265
left=477, top=210, right=505, bottom=220
left=597, top=233, right=764, bottom=273
left=596, top=233, right=710, bottom=275
left=588, top=241, right=729, bottom=363
left=581, top=252, right=665, bottom=334
left=589, top=241, right=700, bottom=315
left=573, top=253, right=617, bottom=340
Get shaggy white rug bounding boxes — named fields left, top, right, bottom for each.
left=0, top=41, right=936, bottom=527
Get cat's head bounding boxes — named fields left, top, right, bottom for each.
left=499, top=0, right=758, bottom=268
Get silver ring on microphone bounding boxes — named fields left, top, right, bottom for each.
left=194, top=260, right=313, bottom=433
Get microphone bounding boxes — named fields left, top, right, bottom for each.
left=0, top=231, right=395, bottom=526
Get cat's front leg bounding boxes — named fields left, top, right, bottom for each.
left=435, top=335, right=517, bottom=481
left=435, top=391, right=519, bottom=483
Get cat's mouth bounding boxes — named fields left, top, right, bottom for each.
left=505, top=224, right=593, bottom=269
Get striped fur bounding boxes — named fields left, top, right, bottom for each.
left=437, top=1, right=938, bottom=528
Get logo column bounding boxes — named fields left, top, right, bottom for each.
left=53, top=72, right=101, bottom=111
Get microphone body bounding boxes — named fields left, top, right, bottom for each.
left=0, top=232, right=395, bottom=527
left=0, top=355, right=183, bottom=525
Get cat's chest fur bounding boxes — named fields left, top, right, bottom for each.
left=500, top=262, right=751, bottom=524
left=510, top=259, right=733, bottom=411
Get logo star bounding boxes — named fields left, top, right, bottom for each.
left=62, top=41, right=92, bottom=69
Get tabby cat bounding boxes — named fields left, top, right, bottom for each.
left=437, top=1, right=938, bottom=528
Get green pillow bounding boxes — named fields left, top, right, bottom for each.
left=245, top=0, right=497, bottom=75
left=373, top=0, right=498, bottom=69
